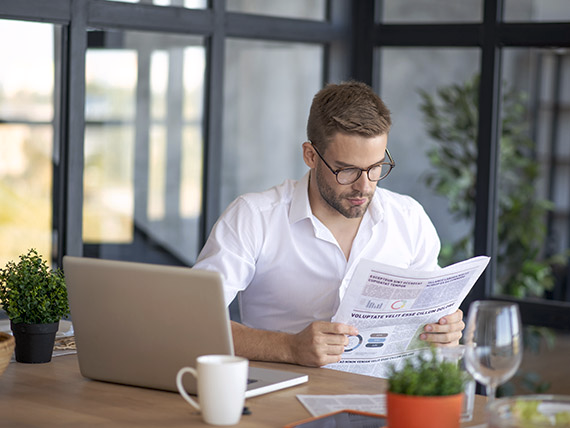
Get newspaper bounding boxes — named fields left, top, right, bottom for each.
left=326, top=255, right=490, bottom=378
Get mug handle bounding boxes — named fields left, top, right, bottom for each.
left=176, top=367, right=201, bottom=411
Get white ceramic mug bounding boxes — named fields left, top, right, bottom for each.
left=176, top=355, right=248, bottom=426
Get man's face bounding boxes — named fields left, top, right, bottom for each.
left=313, top=133, right=389, bottom=219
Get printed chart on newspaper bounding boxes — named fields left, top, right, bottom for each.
left=326, top=256, right=490, bottom=378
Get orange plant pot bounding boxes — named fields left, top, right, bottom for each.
left=387, top=391, right=463, bottom=428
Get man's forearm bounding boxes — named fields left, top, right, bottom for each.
left=231, top=320, right=358, bottom=367
left=231, top=320, right=296, bottom=364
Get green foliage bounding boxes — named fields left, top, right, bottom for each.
left=0, top=248, right=69, bottom=324
left=524, top=325, right=557, bottom=354
left=388, top=347, right=468, bottom=396
left=419, top=75, right=566, bottom=396
left=419, top=74, right=565, bottom=299
left=498, top=370, right=551, bottom=397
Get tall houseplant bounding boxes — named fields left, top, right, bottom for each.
left=419, top=74, right=563, bottom=393
left=419, top=74, right=565, bottom=298
left=0, top=248, right=70, bottom=363
left=387, top=347, right=469, bottom=428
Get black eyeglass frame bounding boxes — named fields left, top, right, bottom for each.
left=309, top=141, right=395, bottom=185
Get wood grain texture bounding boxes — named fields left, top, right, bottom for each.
left=0, top=355, right=488, bottom=427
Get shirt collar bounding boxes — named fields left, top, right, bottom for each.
left=367, top=186, right=384, bottom=225
left=289, top=171, right=312, bottom=224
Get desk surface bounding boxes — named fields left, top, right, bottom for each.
left=0, top=355, right=487, bottom=427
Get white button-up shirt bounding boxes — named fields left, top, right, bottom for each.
left=194, top=172, right=440, bottom=334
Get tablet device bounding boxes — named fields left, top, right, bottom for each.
left=284, top=410, right=387, bottom=428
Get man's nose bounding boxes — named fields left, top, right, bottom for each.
left=351, top=171, right=374, bottom=193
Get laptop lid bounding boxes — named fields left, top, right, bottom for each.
left=63, top=256, right=307, bottom=398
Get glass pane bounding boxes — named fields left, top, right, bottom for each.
left=0, top=20, right=55, bottom=268
left=83, top=123, right=135, bottom=243
left=84, top=31, right=205, bottom=264
left=496, top=48, right=570, bottom=301
left=377, top=48, right=481, bottom=267
left=222, top=39, right=323, bottom=209
left=504, top=0, right=570, bottom=22
left=381, top=0, right=482, bottom=23
left=226, top=0, right=326, bottom=20
left=105, top=0, right=206, bottom=9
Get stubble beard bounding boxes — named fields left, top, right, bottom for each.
left=315, top=166, right=374, bottom=219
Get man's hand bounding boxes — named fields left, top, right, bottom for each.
left=230, top=320, right=358, bottom=367
left=288, top=321, right=359, bottom=367
left=420, top=309, right=465, bottom=346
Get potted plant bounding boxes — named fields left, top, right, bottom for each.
left=0, top=248, right=69, bottom=363
left=386, top=347, right=469, bottom=428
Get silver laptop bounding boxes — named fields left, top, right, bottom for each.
left=63, top=256, right=308, bottom=398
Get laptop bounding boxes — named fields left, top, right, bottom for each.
left=63, top=256, right=308, bottom=398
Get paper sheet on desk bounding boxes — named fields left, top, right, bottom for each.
left=297, top=394, right=386, bottom=417
left=326, top=256, right=490, bottom=378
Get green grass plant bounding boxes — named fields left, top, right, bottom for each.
left=388, top=347, right=468, bottom=396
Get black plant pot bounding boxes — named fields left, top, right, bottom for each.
left=10, top=321, right=59, bottom=364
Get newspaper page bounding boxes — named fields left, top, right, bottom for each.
left=326, top=256, right=490, bottom=378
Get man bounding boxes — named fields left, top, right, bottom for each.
left=194, top=81, right=464, bottom=368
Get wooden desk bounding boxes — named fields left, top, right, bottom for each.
left=0, top=355, right=487, bottom=427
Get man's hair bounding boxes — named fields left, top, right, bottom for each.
left=307, top=81, right=391, bottom=152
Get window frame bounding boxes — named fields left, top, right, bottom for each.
left=1, top=0, right=569, bottom=328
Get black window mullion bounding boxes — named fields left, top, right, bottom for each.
left=0, top=0, right=69, bottom=24
left=350, top=0, right=375, bottom=85
left=490, top=296, right=570, bottom=329
left=225, top=12, right=341, bottom=43
left=53, top=26, right=67, bottom=269
left=87, top=0, right=214, bottom=35
left=374, top=24, right=480, bottom=47
left=64, top=0, right=89, bottom=259
left=468, top=0, right=504, bottom=309
left=499, top=23, right=570, bottom=47
left=200, top=0, right=225, bottom=247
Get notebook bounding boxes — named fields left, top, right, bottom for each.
left=63, top=256, right=308, bottom=398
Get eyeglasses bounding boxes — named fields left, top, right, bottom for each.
left=310, top=142, right=395, bottom=185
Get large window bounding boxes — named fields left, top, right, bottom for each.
left=0, top=1, right=569, bottom=332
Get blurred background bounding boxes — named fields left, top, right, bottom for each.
left=0, top=0, right=569, bottom=394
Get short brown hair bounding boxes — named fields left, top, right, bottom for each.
left=307, top=81, right=391, bottom=152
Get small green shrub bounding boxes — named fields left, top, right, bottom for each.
left=388, top=347, right=468, bottom=396
left=0, top=248, right=69, bottom=324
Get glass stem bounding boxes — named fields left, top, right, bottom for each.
left=486, top=383, right=497, bottom=403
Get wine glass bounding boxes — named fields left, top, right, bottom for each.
left=463, top=300, right=523, bottom=403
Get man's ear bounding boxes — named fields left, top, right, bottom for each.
left=302, top=141, right=317, bottom=169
